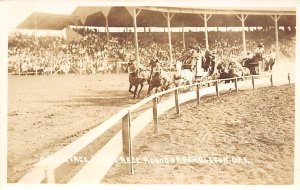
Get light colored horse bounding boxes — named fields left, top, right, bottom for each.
left=175, top=60, right=194, bottom=87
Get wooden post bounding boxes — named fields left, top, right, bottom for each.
left=175, top=89, right=180, bottom=114
left=274, top=15, right=279, bottom=57
left=288, top=73, right=290, bottom=84
left=122, top=111, right=134, bottom=175
left=153, top=97, right=158, bottom=133
left=45, top=166, right=55, bottom=183
left=270, top=15, right=281, bottom=59
left=133, top=8, right=140, bottom=67
left=199, top=14, right=212, bottom=50
left=204, top=14, right=209, bottom=50
left=182, top=24, right=186, bottom=50
left=236, top=14, right=248, bottom=57
left=234, top=78, right=238, bottom=93
left=216, top=80, right=219, bottom=97
left=196, top=84, right=200, bottom=105
left=270, top=74, right=273, bottom=86
left=241, top=14, right=247, bottom=57
left=252, top=75, right=255, bottom=90
left=167, top=12, right=173, bottom=67
left=105, top=16, right=109, bottom=45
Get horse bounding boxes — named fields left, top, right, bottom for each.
left=128, top=68, right=151, bottom=99
left=264, top=56, right=276, bottom=73
left=146, top=69, right=175, bottom=96
left=174, top=60, right=195, bottom=88
left=216, top=62, right=243, bottom=84
left=241, top=52, right=263, bottom=75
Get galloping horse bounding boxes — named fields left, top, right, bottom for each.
left=174, top=60, right=194, bottom=87
left=241, top=52, right=263, bottom=75
left=146, top=69, right=175, bottom=95
left=216, top=62, right=244, bottom=84
left=126, top=61, right=150, bottom=99
left=128, top=68, right=150, bottom=99
left=174, top=48, right=207, bottom=87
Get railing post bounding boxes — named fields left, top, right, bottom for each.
left=196, top=84, right=200, bottom=105
left=153, top=96, right=158, bottom=133
left=252, top=75, right=255, bottom=90
left=45, top=166, right=55, bottom=183
left=270, top=74, right=273, bottom=87
left=122, top=111, right=134, bottom=175
left=234, top=77, right=238, bottom=93
left=288, top=73, right=291, bottom=84
left=216, top=80, right=219, bottom=97
left=175, top=89, right=180, bottom=114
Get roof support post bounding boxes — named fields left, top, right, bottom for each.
left=34, top=14, right=38, bottom=76
left=270, top=15, right=281, bottom=58
left=199, top=14, right=212, bottom=50
left=182, top=23, right=186, bottom=50
left=133, top=8, right=141, bottom=67
left=236, top=14, right=248, bottom=57
left=163, top=11, right=175, bottom=67
left=105, top=16, right=109, bottom=46
left=167, top=11, right=173, bottom=67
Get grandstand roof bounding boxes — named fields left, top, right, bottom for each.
left=17, top=12, right=80, bottom=30
left=17, top=6, right=296, bottom=30
left=74, top=6, right=296, bottom=27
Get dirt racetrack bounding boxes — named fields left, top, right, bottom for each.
left=7, top=73, right=141, bottom=183
left=103, top=84, right=295, bottom=184
left=7, top=60, right=295, bottom=183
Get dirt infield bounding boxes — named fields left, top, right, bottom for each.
left=103, top=84, right=295, bottom=184
left=7, top=73, right=141, bottom=182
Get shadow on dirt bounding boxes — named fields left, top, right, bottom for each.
left=46, top=90, right=148, bottom=107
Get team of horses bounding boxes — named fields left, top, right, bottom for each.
left=127, top=51, right=275, bottom=99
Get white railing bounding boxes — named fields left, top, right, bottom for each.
left=18, top=73, right=292, bottom=183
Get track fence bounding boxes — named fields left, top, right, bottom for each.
left=18, top=72, right=293, bottom=184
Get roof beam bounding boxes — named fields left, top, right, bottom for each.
left=139, top=6, right=296, bottom=16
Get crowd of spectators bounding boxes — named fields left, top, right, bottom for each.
left=8, top=27, right=295, bottom=75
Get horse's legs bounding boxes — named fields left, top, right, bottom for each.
left=147, top=85, right=154, bottom=95
left=133, top=85, right=138, bottom=99
left=128, top=83, right=134, bottom=94
left=137, top=84, right=143, bottom=98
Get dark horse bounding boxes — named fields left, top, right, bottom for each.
left=216, top=63, right=241, bottom=84
left=128, top=68, right=150, bottom=99
left=202, top=50, right=216, bottom=76
left=241, top=53, right=263, bottom=75
left=147, top=71, right=175, bottom=96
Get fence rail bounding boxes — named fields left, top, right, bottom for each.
left=18, top=73, right=292, bottom=183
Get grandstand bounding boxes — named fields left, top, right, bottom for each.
left=8, top=6, right=295, bottom=76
